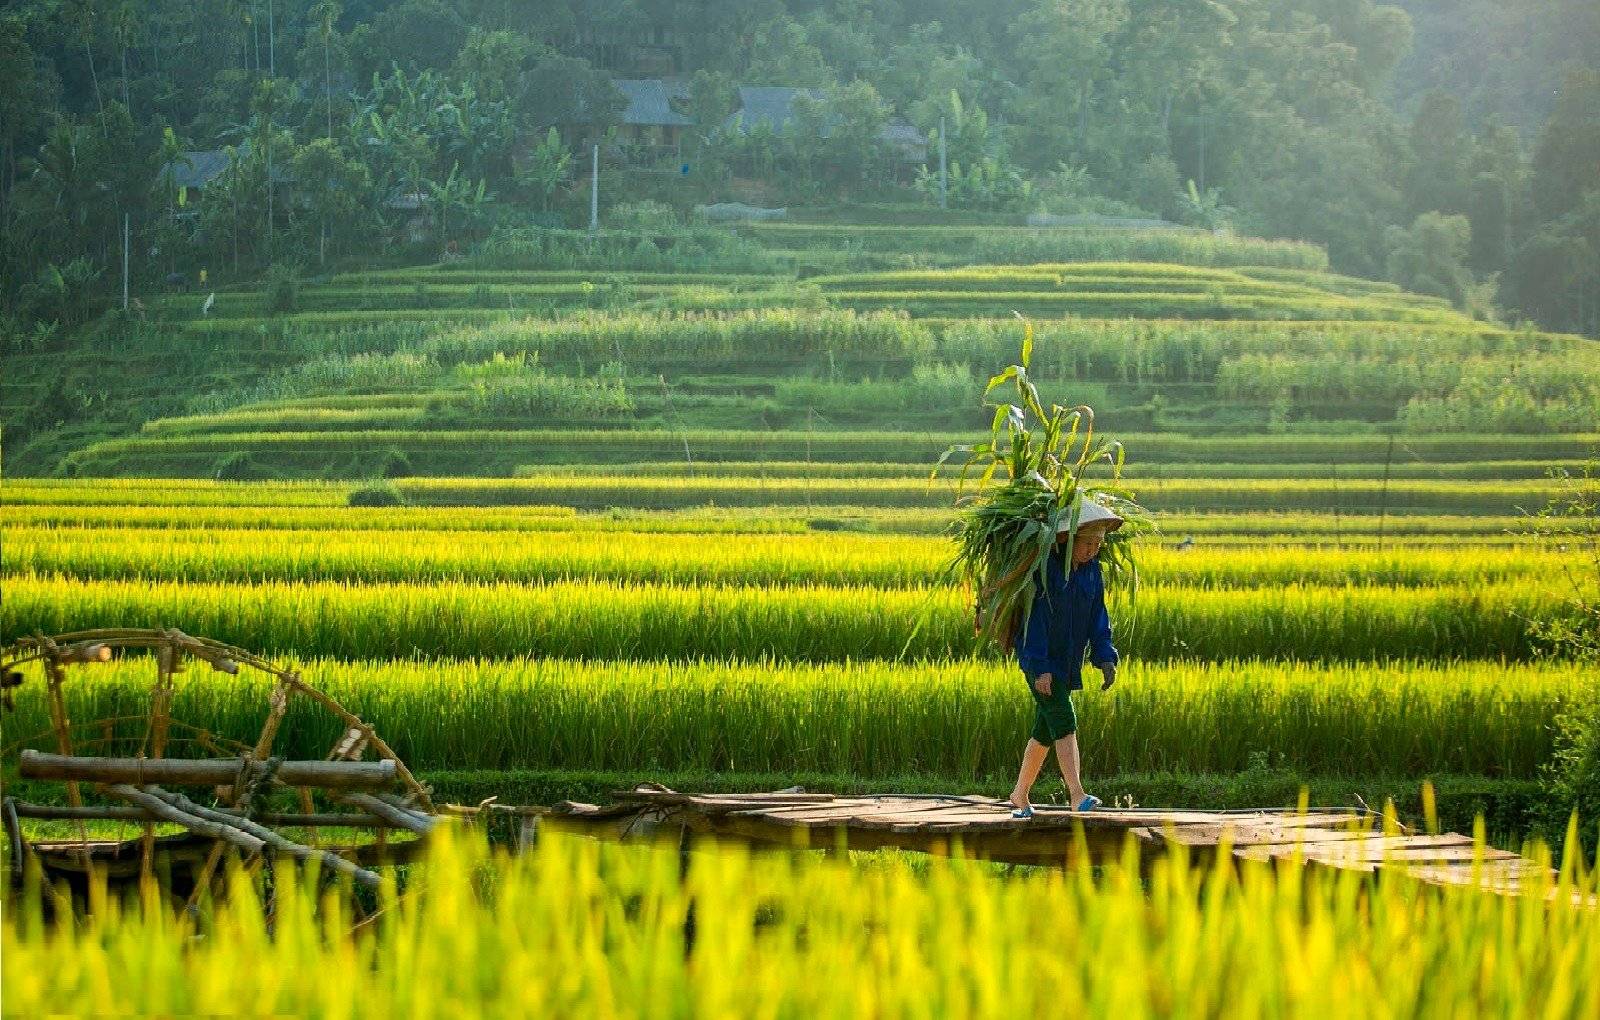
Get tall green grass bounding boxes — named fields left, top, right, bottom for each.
left=1, top=573, right=1573, bottom=661
left=737, top=222, right=1333, bottom=269
left=4, top=502, right=1567, bottom=541
left=1, top=656, right=1569, bottom=778
left=8, top=830, right=1596, bottom=1019
left=3, top=526, right=1561, bottom=589
left=59, top=430, right=1600, bottom=479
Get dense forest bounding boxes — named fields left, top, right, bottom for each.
left=1, top=0, right=1596, bottom=337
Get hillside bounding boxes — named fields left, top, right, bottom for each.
left=3, top=224, right=1596, bottom=485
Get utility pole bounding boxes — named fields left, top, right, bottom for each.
left=122, top=213, right=130, bottom=311
left=589, top=144, right=599, bottom=232
left=938, top=117, right=948, bottom=210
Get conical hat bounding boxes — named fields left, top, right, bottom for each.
left=1056, top=496, right=1124, bottom=534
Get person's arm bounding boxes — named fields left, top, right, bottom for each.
left=1017, top=586, right=1052, bottom=677
left=1088, top=573, right=1119, bottom=689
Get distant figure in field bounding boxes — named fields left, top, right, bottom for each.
left=1176, top=535, right=1195, bottom=551
left=1007, top=499, right=1123, bottom=818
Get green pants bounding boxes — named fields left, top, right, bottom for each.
left=1024, top=670, right=1078, bottom=744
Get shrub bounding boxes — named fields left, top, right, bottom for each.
left=348, top=481, right=406, bottom=507
left=212, top=451, right=259, bottom=480
left=265, top=264, right=300, bottom=316
left=379, top=448, right=414, bottom=478
left=1531, top=465, right=1600, bottom=853
left=1542, top=688, right=1600, bottom=856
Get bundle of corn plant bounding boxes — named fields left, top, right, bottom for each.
left=935, top=319, right=1150, bottom=653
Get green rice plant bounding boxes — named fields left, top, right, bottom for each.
left=509, top=459, right=1594, bottom=482
left=0, top=479, right=350, bottom=507
left=9, top=500, right=1577, bottom=543
left=738, top=222, right=1333, bottom=269
left=61, top=430, right=1600, bottom=481
left=0, top=573, right=1575, bottom=661
left=141, top=407, right=429, bottom=434
left=2, top=655, right=1572, bottom=778
left=5, top=829, right=1597, bottom=1018
left=827, top=289, right=1473, bottom=324
left=3, top=525, right=1561, bottom=590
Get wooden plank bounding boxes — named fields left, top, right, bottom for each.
left=748, top=806, right=988, bottom=831
left=728, top=801, right=926, bottom=827
left=742, top=797, right=935, bottom=817
left=1240, top=834, right=1480, bottom=865
left=1162, top=825, right=1376, bottom=850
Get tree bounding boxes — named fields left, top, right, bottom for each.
left=688, top=69, right=738, bottom=134
left=744, top=17, right=833, bottom=87
left=426, top=161, right=486, bottom=245
left=1464, top=122, right=1529, bottom=273
left=1404, top=90, right=1470, bottom=218
left=789, top=79, right=889, bottom=192
left=291, top=136, right=372, bottom=263
left=1505, top=198, right=1600, bottom=336
left=1385, top=211, right=1475, bottom=308
left=1530, top=69, right=1600, bottom=222
left=521, top=54, right=623, bottom=130
left=347, top=0, right=468, bottom=79
left=64, top=0, right=105, bottom=116
left=1011, top=0, right=1129, bottom=171
left=0, top=18, right=48, bottom=220
left=518, top=127, right=571, bottom=212
left=311, top=2, right=343, bottom=139
left=452, top=27, right=535, bottom=106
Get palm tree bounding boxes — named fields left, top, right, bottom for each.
left=314, top=2, right=342, bottom=140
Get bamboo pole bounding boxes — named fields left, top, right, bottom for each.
left=10, top=802, right=398, bottom=828
left=21, top=751, right=397, bottom=789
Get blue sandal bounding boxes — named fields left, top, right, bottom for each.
left=1010, top=804, right=1035, bottom=819
left=1076, top=795, right=1102, bottom=812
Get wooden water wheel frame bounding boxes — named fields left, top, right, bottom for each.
left=2, top=628, right=440, bottom=907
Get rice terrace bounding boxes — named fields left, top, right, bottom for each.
left=3, top=1, right=1600, bottom=1016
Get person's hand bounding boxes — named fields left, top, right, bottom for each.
left=1099, top=663, right=1117, bottom=691
left=1033, top=672, right=1053, bottom=696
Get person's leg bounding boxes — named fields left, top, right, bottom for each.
left=1054, top=732, right=1088, bottom=805
left=1009, top=738, right=1050, bottom=810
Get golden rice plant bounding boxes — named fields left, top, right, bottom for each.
left=4, top=829, right=1596, bottom=1017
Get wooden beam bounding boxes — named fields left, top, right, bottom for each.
left=21, top=751, right=397, bottom=789
left=335, top=793, right=439, bottom=835
left=105, top=785, right=265, bottom=856
left=140, top=787, right=381, bottom=889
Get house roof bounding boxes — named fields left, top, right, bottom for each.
left=723, top=88, right=927, bottom=155
left=724, top=86, right=825, bottom=132
left=613, top=78, right=692, bottom=127
left=164, top=149, right=235, bottom=189
left=880, top=121, right=926, bottom=146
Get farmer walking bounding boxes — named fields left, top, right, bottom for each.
left=1007, top=499, right=1123, bottom=817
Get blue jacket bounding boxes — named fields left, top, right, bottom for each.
left=1016, top=553, right=1118, bottom=689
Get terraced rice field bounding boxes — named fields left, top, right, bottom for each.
left=6, top=230, right=1595, bottom=1015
